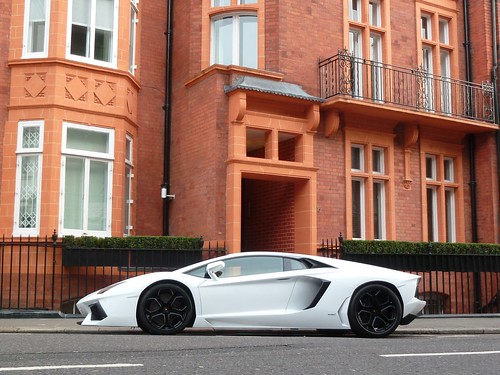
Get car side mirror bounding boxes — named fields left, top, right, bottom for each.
left=206, top=261, right=225, bottom=281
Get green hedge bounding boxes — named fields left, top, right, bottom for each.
left=342, top=240, right=500, bottom=255
left=62, top=235, right=204, bottom=250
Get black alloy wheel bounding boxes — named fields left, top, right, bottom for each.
left=348, top=283, right=402, bottom=338
left=137, top=283, right=193, bottom=335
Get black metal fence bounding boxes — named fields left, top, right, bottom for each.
left=0, top=235, right=226, bottom=313
left=1, top=234, right=499, bottom=315
left=318, top=237, right=500, bottom=315
left=319, top=49, right=496, bottom=123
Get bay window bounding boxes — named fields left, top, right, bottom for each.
left=60, top=123, right=114, bottom=236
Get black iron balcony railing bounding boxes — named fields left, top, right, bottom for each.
left=319, top=49, right=496, bottom=123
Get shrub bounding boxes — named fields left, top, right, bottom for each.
left=342, top=240, right=500, bottom=255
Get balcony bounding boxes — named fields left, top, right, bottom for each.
left=319, top=50, right=497, bottom=131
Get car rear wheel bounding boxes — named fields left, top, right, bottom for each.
left=348, top=284, right=402, bottom=338
left=137, top=283, right=193, bottom=335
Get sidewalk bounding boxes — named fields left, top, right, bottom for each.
left=0, top=312, right=499, bottom=335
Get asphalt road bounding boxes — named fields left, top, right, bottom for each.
left=0, top=332, right=499, bottom=374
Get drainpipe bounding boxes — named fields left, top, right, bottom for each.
left=492, top=0, right=500, bottom=209
left=163, top=0, right=174, bottom=235
left=463, top=0, right=478, bottom=242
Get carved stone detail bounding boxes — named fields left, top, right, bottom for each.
left=65, top=75, right=88, bottom=101
left=94, top=80, right=116, bottom=106
left=25, top=73, right=46, bottom=98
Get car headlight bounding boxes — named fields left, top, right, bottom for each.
left=97, top=280, right=127, bottom=294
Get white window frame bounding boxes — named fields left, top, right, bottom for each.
left=351, top=178, right=366, bottom=239
left=124, top=135, right=134, bottom=235
left=426, top=186, right=438, bottom=242
left=421, top=14, right=432, bottom=40
left=129, top=0, right=139, bottom=74
left=444, top=157, right=454, bottom=182
left=426, top=154, right=437, bottom=180
left=445, top=188, right=456, bottom=242
left=14, top=121, right=44, bottom=235
left=23, top=0, right=50, bottom=58
left=211, top=12, right=258, bottom=68
left=372, top=147, right=384, bottom=174
left=59, top=122, right=114, bottom=237
left=349, top=28, right=364, bottom=97
left=369, top=0, right=381, bottom=27
left=370, top=32, right=383, bottom=101
left=351, top=144, right=365, bottom=171
left=439, top=18, right=449, bottom=44
left=373, top=180, right=386, bottom=240
left=349, top=0, right=362, bottom=22
left=66, top=0, right=119, bottom=68
left=440, top=50, right=451, bottom=114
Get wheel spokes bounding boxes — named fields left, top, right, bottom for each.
left=355, top=289, right=397, bottom=333
left=144, top=288, right=188, bottom=330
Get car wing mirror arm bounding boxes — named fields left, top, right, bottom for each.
left=206, top=261, right=225, bottom=281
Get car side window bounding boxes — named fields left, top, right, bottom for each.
left=221, top=256, right=283, bottom=278
left=284, top=258, right=308, bottom=271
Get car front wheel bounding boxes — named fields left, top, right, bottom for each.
left=348, top=284, right=402, bottom=338
left=137, top=282, right=193, bottom=335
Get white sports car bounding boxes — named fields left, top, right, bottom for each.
left=77, top=252, right=426, bottom=338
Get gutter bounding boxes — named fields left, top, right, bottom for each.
left=162, top=0, right=174, bottom=235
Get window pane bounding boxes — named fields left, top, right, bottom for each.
left=372, top=148, right=384, bottom=173
left=373, top=181, right=384, bottom=239
left=426, top=155, right=436, bottom=179
left=64, top=157, right=85, bottom=230
left=214, top=17, right=233, bottom=65
left=352, top=179, right=363, bottom=238
left=369, top=0, right=381, bottom=26
left=72, top=0, right=91, bottom=25
left=351, top=145, right=363, bottom=170
left=240, top=15, right=257, bottom=68
left=96, top=0, right=114, bottom=30
left=213, top=0, right=230, bottom=6
left=66, top=127, right=109, bottom=153
left=426, top=187, right=437, bottom=241
left=349, top=0, right=361, bottom=21
left=124, top=165, right=132, bottom=235
left=28, top=0, right=46, bottom=53
left=444, top=158, right=454, bottom=181
left=129, top=5, right=137, bottom=73
left=445, top=189, right=456, bottom=242
left=439, top=19, right=449, bottom=44
left=88, top=160, right=108, bottom=230
left=239, top=0, right=257, bottom=4
left=71, top=24, right=89, bottom=57
left=94, top=28, right=113, bottom=62
left=22, top=126, right=40, bottom=149
left=18, top=156, right=39, bottom=229
left=421, top=15, right=431, bottom=39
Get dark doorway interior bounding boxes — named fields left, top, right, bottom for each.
left=241, top=178, right=295, bottom=252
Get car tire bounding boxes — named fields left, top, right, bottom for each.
left=137, top=282, right=194, bottom=335
left=348, top=283, right=402, bottom=338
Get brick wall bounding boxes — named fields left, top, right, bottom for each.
left=0, top=0, right=11, bottom=190
left=134, top=0, right=167, bottom=235
left=242, top=179, right=295, bottom=252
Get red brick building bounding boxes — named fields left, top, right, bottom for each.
left=0, top=0, right=498, bottom=252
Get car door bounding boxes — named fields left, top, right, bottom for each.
left=197, top=256, right=297, bottom=326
